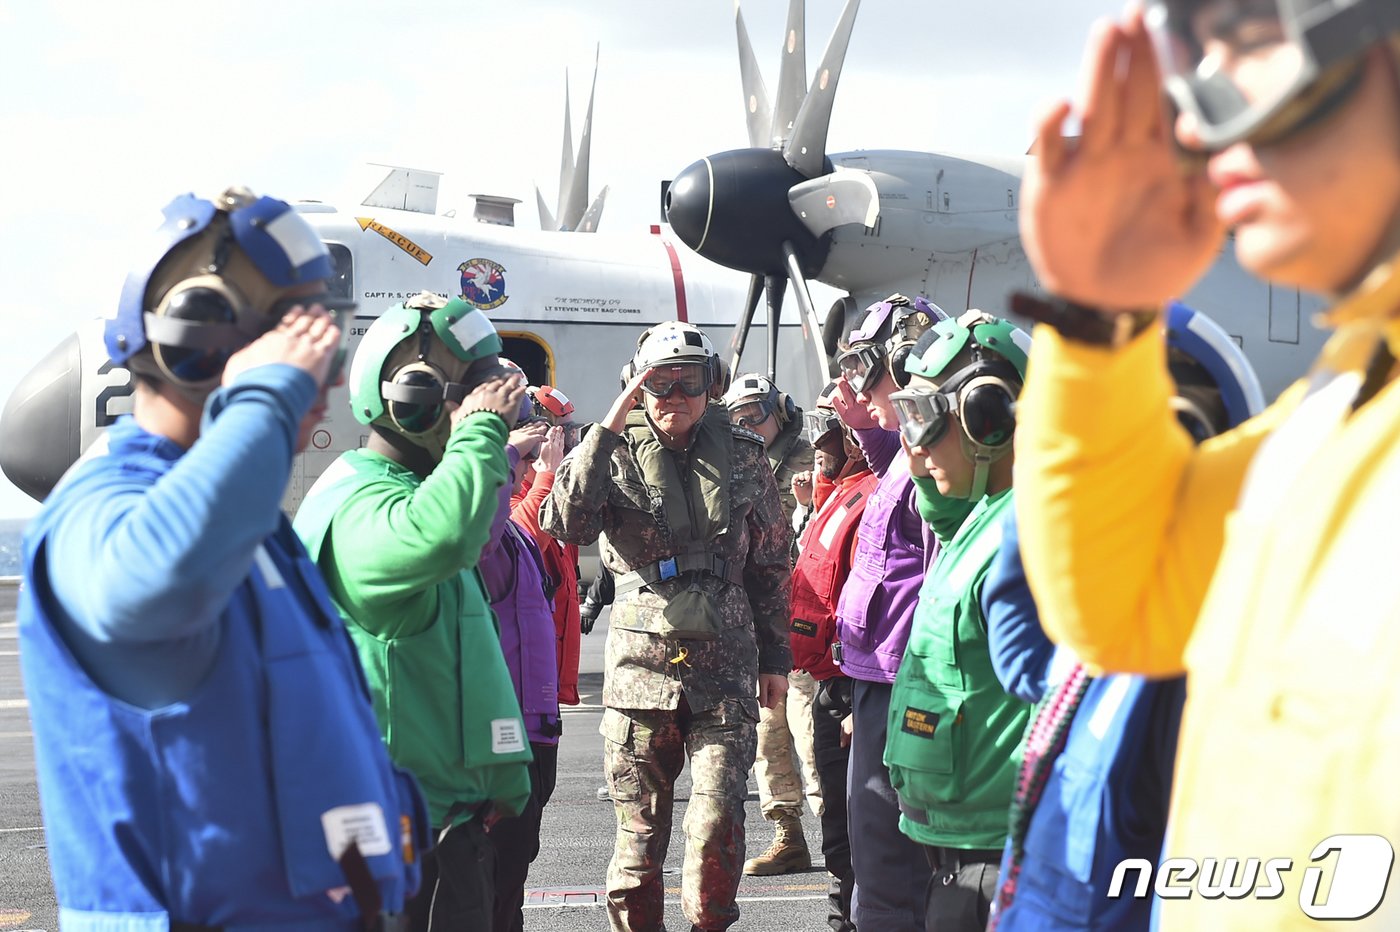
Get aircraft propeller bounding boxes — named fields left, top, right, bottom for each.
left=665, top=0, right=878, bottom=382
left=536, top=46, right=610, bottom=233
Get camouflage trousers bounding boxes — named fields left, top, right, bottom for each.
left=753, top=669, right=823, bottom=818
left=601, top=697, right=759, bottom=932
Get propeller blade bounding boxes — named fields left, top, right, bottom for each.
left=734, top=2, right=774, bottom=150
left=765, top=272, right=787, bottom=382
left=558, top=69, right=575, bottom=224
left=562, top=47, right=600, bottom=231
left=787, top=168, right=880, bottom=237
left=578, top=185, right=609, bottom=233
left=770, top=0, right=806, bottom=149
left=729, top=272, right=765, bottom=374
left=535, top=185, right=559, bottom=231
left=784, top=0, right=861, bottom=178
left=781, top=240, right=830, bottom=380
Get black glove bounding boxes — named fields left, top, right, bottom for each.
left=816, top=678, right=853, bottom=721
left=580, top=600, right=601, bottom=635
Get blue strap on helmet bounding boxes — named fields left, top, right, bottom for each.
left=1165, top=301, right=1266, bottom=429
left=107, top=195, right=218, bottom=364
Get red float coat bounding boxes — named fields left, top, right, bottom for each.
left=789, top=464, right=878, bottom=680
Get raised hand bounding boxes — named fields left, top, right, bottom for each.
left=791, top=470, right=814, bottom=508
left=507, top=421, right=548, bottom=459
left=455, top=374, right=527, bottom=427
left=224, top=304, right=341, bottom=388
left=603, top=368, right=650, bottom=435
left=832, top=378, right=878, bottom=431
left=534, top=426, right=566, bottom=474
left=1020, top=9, right=1223, bottom=311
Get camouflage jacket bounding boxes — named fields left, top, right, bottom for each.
left=541, top=408, right=793, bottom=712
left=768, top=414, right=815, bottom=538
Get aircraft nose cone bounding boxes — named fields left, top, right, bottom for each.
left=665, top=158, right=712, bottom=253
left=0, top=330, right=83, bottom=502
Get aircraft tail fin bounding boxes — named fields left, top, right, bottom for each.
left=361, top=165, right=441, bottom=214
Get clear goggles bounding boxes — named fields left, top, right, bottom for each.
left=836, top=343, right=888, bottom=395
left=641, top=362, right=712, bottom=398
left=727, top=398, right=772, bottom=428
left=1144, top=0, right=1388, bottom=150
left=803, top=409, right=843, bottom=446
left=889, top=387, right=956, bottom=451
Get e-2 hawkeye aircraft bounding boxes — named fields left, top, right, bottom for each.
left=3, top=0, right=1314, bottom=509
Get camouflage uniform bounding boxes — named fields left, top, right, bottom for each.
left=541, top=405, right=792, bottom=932
left=752, top=415, right=823, bottom=820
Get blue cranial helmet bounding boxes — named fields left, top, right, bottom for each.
left=1165, top=301, right=1266, bottom=438
left=105, top=187, right=338, bottom=387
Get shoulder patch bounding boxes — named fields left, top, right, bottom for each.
left=731, top=424, right=765, bottom=445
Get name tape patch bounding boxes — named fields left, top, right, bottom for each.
left=901, top=707, right=940, bottom=738
left=492, top=718, right=526, bottom=754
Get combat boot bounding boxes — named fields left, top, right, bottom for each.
left=743, top=809, right=811, bottom=875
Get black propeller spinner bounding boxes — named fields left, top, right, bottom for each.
left=665, top=0, right=877, bottom=383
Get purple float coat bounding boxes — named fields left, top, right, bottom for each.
left=479, top=452, right=561, bottom=746
left=834, top=425, right=938, bottom=684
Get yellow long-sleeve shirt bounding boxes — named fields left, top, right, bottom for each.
left=1016, top=264, right=1400, bottom=929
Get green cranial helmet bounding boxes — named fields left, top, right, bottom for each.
left=347, top=292, right=505, bottom=456
left=903, top=310, right=1030, bottom=385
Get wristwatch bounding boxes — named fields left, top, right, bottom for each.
left=1010, top=292, right=1159, bottom=349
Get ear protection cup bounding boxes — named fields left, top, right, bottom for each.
left=383, top=360, right=450, bottom=435
left=957, top=374, right=1019, bottom=448
left=147, top=274, right=250, bottom=386
left=780, top=392, right=797, bottom=426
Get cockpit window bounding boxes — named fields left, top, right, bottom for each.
left=325, top=243, right=353, bottom=300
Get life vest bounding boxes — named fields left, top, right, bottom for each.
left=480, top=521, right=562, bottom=745
left=790, top=467, right=878, bottom=679
left=22, top=466, right=427, bottom=930
left=295, top=452, right=534, bottom=828
left=611, top=407, right=744, bottom=639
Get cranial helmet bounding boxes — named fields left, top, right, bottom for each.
left=348, top=291, right=506, bottom=459
left=625, top=321, right=722, bottom=398
left=892, top=310, right=1032, bottom=500
left=1147, top=0, right=1400, bottom=151
left=803, top=380, right=845, bottom=446
left=106, top=186, right=350, bottom=391
left=1164, top=301, right=1265, bottom=441
left=723, top=373, right=797, bottom=429
left=837, top=294, right=947, bottom=392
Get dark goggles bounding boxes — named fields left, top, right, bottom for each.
left=836, top=343, right=888, bottom=395
left=804, top=409, right=842, bottom=446
left=890, top=388, right=956, bottom=451
left=559, top=421, right=582, bottom=450
left=641, top=363, right=711, bottom=398
left=727, top=399, right=772, bottom=428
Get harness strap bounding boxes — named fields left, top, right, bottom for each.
left=613, top=551, right=744, bottom=597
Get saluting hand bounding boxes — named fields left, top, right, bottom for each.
left=1020, top=9, right=1222, bottom=311
left=831, top=378, right=877, bottom=431
left=224, top=304, right=341, bottom=389
left=508, top=421, right=548, bottom=459
left=534, top=426, right=566, bottom=474
left=603, top=368, right=650, bottom=436
left=455, top=374, right=527, bottom=427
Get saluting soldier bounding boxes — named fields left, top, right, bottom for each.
left=542, top=321, right=793, bottom=932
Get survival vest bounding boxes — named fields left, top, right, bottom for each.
left=295, top=452, right=534, bottom=828
left=886, top=489, right=1032, bottom=849
left=22, top=466, right=428, bottom=930
left=790, top=467, right=878, bottom=679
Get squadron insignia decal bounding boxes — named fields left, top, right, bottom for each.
left=458, top=258, right=509, bottom=310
